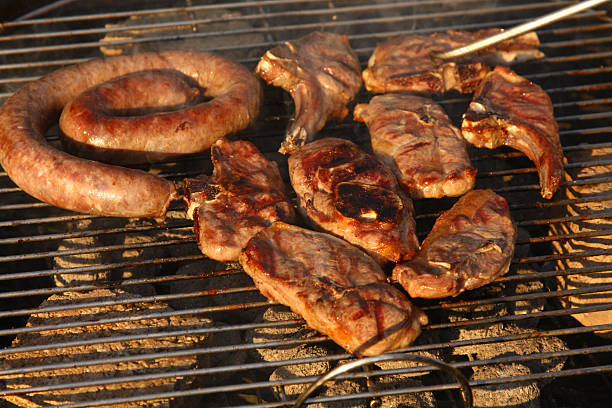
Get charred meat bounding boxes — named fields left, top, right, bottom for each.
left=461, top=66, right=563, bottom=199
left=240, top=222, right=428, bottom=356
left=288, top=137, right=419, bottom=263
left=362, top=29, right=543, bottom=95
left=354, top=93, right=476, bottom=199
left=184, top=138, right=295, bottom=262
left=392, top=189, right=517, bottom=299
left=255, top=31, right=362, bottom=154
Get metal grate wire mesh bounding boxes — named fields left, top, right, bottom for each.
left=0, top=1, right=611, bottom=407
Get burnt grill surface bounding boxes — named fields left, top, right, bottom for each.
left=0, top=1, right=611, bottom=407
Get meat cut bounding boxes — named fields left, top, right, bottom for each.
left=288, top=137, right=419, bottom=263
left=461, top=66, right=564, bottom=199
left=255, top=31, right=362, bottom=154
left=240, top=222, right=428, bottom=356
left=392, top=189, right=517, bottom=299
left=185, top=138, right=295, bottom=262
left=362, top=29, right=543, bottom=95
left=354, top=93, right=476, bottom=199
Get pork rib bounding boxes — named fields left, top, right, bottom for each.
left=184, top=138, right=295, bottom=262
left=362, top=29, right=543, bottom=95
left=461, top=66, right=564, bottom=199
left=255, top=31, right=362, bottom=154
left=354, top=93, right=476, bottom=199
left=392, top=189, right=517, bottom=299
left=288, top=137, right=419, bottom=263
left=240, top=222, right=428, bottom=356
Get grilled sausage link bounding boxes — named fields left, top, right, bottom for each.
left=0, top=50, right=263, bottom=218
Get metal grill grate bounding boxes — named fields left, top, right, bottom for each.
left=0, top=1, right=611, bottom=407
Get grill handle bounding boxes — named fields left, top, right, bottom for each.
left=431, top=0, right=612, bottom=60
left=293, top=352, right=473, bottom=408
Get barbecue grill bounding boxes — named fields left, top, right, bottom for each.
left=0, top=1, right=611, bottom=407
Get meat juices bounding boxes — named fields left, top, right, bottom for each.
left=461, top=66, right=564, bottom=199
left=354, top=93, right=476, bottom=199
left=184, top=138, right=295, bottom=262
left=392, top=190, right=517, bottom=299
left=0, top=50, right=262, bottom=218
left=240, top=222, right=428, bottom=356
left=288, top=137, right=419, bottom=263
left=362, top=29, right=543, bottom=95
left=255, top=31, right=362, bottom=154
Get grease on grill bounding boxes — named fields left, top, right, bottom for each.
left=334, top=182, right=402, bottom=223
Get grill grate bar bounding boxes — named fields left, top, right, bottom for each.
left=1, top=283, right=610, bottom=342
left=7, top=353, right=612, bottom=407
left=499, top=264, right=612, bottom=283
left=0, top=3, right=596, bottom=58
left=0, top=0, right=495, bottom=42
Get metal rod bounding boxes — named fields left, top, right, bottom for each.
left=293, top=353, right=473, bottom=408
left=432, top=0, right=612, bottom=60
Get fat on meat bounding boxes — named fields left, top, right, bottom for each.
left=354, top=93, right=476, bottom=199
left=362, top=29, right=544, bottom=95
left=461, top=66, right=564, bottom=199
left=255, top=31, right=362, bottom=154
left=184, top=138, right=295, bottom=262
left=288, top=137, right=419, bottom=264
left=239, top=222, right=428, bottom=356
left=392, top=189, right=517, bottom=299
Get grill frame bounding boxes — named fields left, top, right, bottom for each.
left=0, top=1, right=611, bottom=407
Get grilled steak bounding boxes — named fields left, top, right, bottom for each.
left=392, top=189, right=517, bottom=299
left=354, top=93, right=476, bottom=199
left=240, top=222, right=428, bottom=356
left=255, top=31, right=362, bottom=154
left=184, top=138, right=295, bottom=262
left=288, top=137, right=419, bottom=263
left=362, top=29, right=543, bottom=95
left=461, top=66, right=564, bottom=199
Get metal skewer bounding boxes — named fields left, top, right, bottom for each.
left=431, top=0, right=612, bottom=60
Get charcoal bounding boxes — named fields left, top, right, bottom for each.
left=0, top=288, right=213, bottom=408
left=549, top=146, right=612, bottom=338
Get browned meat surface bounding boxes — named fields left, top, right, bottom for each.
left=461, top=66, right=564, bottom=199
left=354, top=93, right=476, bottom=199
left=392, top=189, right=516, bottom=299
left=362, top=29, right=543, bottom=95
left=185, top=138, right=295, bottom=262
left=240, top=222, right=428, bottom=356
left=288, top=137, right=419, bottom=263
left=255, top=31, right=362, bottom=154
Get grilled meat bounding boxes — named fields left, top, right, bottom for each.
left=184, top=138, right=295, bottom=262
left=362, top=29, right=543, bottom=95
left=354, top=93, right=476, bottom=199
left=288, top=137, right=419, bottom=263
left=255, top=31, right=362, bottom=154
left=461, top=66, right=563, bottom=199
left=240, top=222, right=428, bottom=356
left=392, top=189, right=517, bottom=299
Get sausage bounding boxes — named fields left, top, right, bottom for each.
left=59, top=69, right=203, bottom=164
left=59, top=63, right=262, bottom=164
left=0, top=51, right=263, bottom=218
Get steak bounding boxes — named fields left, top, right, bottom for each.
left=288, top=137, right=419, bottom=263
left=354, top=93, right=476, bottom=199
left=392, top=189, right=517, bottom=298
left=184, top=138, right=295, bottom=262
left=362, top=29, right=543, bottom=95
left=461, top=65, right=564, bottom=199
left=239, top=222, right=428, bottom=356
left=255, top=31, right=362, bottom=154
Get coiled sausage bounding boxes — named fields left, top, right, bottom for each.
left=0, top=50, right=263, bottom=218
